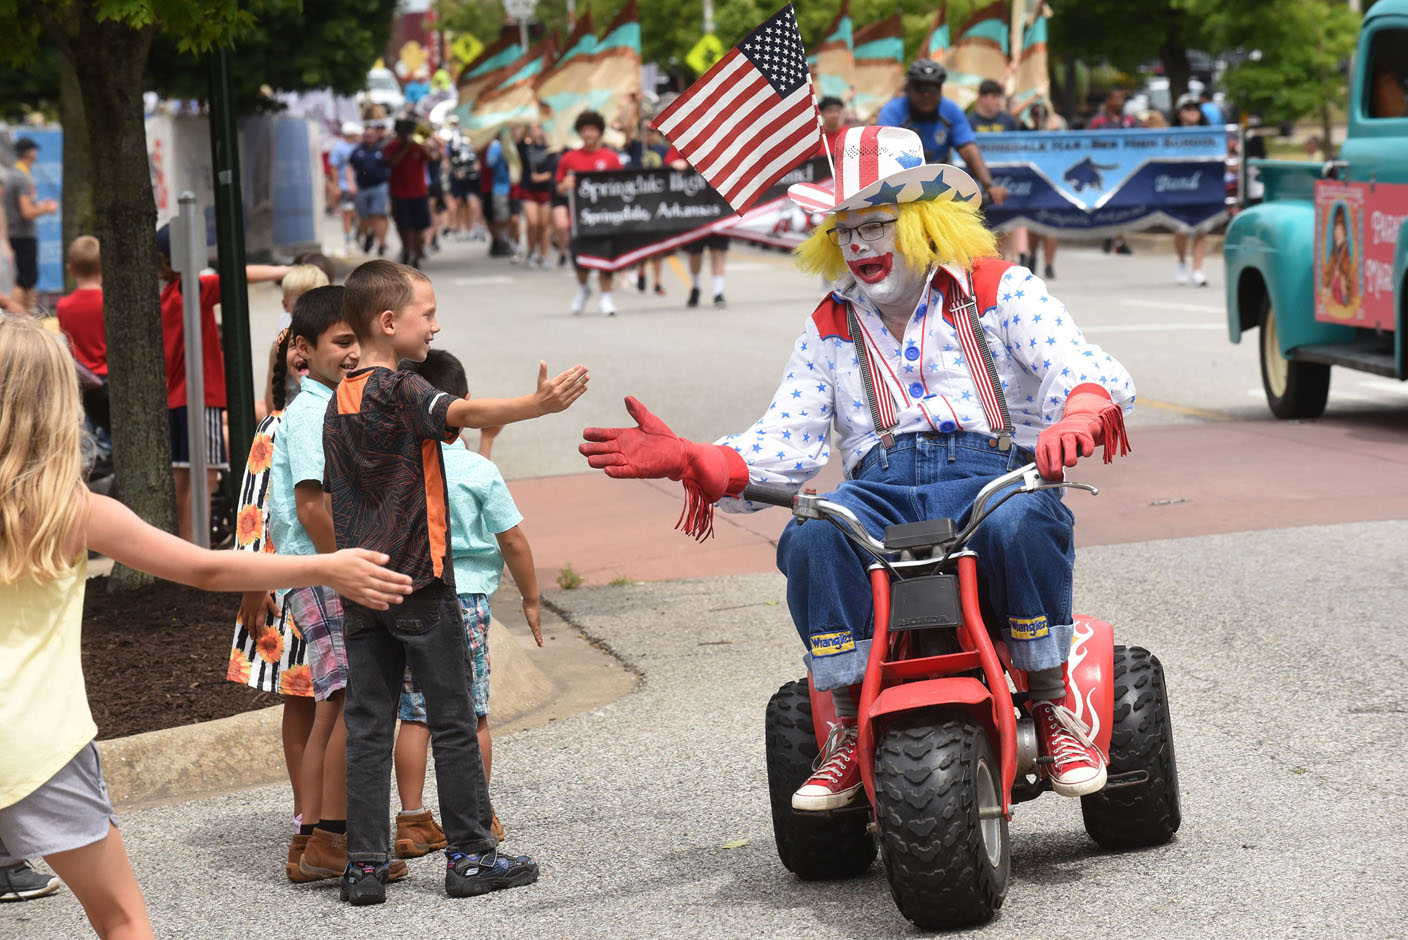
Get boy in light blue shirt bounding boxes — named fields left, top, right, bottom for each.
left=391, top=350, right=541, bottom=855
left=267, top=286, right=402, bottom=884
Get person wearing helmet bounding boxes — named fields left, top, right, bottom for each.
left=876, top=59, right=1007, bottom=205
left=329, top=121, right=362, bottom=247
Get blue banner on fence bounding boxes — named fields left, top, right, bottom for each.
left=961, top=126, right=1230, bottom=236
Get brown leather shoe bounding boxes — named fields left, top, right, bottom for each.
left=394, top=809, right=448, bottom=858
left=491, top=810, right=505, bottom=844
left=298, top=828, right=347, bottom=880
left=299, top=828, right=409, bottom=882
left=286, top=833, right=316, bottom=882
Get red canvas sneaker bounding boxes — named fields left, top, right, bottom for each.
left=1032, top=699, right=1107, bottom=797
left=792, top=721, right=862, bottom=811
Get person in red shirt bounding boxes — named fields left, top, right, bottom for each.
left=56, top=236, right=105, bottom=377
left=382, top=116, right=435, bottom=269
left=816, top=96, right=848, bottom=161
left=155, top=223, right=289, bottom=541
left=554, top=111, right=623, bottom=316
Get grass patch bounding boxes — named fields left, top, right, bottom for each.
left=555, top=564, right=584, bottom=590
left=607, top=574, right=635, bottom=587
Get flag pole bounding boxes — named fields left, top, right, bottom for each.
left=813, top=88, right=836, bottom=180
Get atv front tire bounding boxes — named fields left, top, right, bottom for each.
left=874, top=711, right=1009, bottom=929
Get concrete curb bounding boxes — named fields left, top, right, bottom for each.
left=96, top=619, right=553, bottom=810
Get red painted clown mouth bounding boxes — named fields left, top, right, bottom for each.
left=847, top=253, right=894, bottom=284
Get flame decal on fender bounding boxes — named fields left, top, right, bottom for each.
left=1066, top=620, right=1101, bottom=747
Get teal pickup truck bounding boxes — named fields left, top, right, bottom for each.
left=1225, top=0, right=1408, bottom=417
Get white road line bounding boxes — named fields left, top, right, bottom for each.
left=450, top=275, right=517, bottom=286
left=1083, top=322, right=1225, bottom=334
left=1116, top=298, right=1224, bottom=314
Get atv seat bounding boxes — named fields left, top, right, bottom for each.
left=883, top=518, right=956, bottom=552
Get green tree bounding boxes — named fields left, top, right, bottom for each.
left=0, top=0, right=276, bottom=586
left=148, top=0, right=397, bottom=109
left=1189, top=0, right=1360, bottom=155
left=1049, top=0, right=1208, bottom=107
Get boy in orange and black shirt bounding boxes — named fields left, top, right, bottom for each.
left=324, top=259, right=588, bottom=905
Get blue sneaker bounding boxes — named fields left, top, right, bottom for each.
left=445, top=848, right=539, bottom=898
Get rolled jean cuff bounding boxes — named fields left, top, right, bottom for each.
left=1005, top=621, right=1074, bottom=672
left=804, top=639, right=871, bottom=691
left=350, top=852, right=389, bottom=865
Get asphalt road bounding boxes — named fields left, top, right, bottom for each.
left=7, top=522, right=1405, bottom=939
left=6, top=231, right=1406, bottom=938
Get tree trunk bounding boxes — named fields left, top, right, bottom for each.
left=1158, top=27, right=1192, bottom=106
left=1321, top=102, right=1334, bottom=160
left=67, top=17, right=174, bottom=588
left=58, top=57, right=94, bottom=293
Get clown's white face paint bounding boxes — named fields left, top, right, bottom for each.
left=837, top=205, right=927, bottom=330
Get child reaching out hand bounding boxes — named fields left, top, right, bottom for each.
left=390, top=350, right=543, bottom=857
left=324, top=260, right=586, bottom=905
left=0, top=314, right=411, bottom=940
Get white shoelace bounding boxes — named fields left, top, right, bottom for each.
left=809, top=722, right=858, bottom=785
left=1037, top=701, right=1099, bottom=768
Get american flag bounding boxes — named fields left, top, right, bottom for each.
left=652, top=4, right=823, bottom=213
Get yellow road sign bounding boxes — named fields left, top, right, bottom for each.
left=451, top=32, right=485, bottom=67
left=686, top=34, right=725, bottom=75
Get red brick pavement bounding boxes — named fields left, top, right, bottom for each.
left=508, top=418, right=1408, bottom=588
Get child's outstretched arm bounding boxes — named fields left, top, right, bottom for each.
left=85, top=493, right=411, bottom=609
left=446, top=361, right=589, bottom=429
left=494, top=525, right=542, bottom=646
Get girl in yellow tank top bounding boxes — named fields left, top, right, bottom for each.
left=0, top=315, right=413, bottom=939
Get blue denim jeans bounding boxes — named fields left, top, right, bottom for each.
left=776, top=432, right=1076, bottom=689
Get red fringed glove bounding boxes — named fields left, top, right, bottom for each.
left=1035, top=384, right=1131, bottom=482
left=580, top=396, right=749, bottom=540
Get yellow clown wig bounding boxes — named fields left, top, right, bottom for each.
left=793, top=197, right=998, bottom=283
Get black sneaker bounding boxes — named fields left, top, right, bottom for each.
left=0, top=862, right=61, bottom=901
left=445, top=849, right=538, bottom=898
left=362, top=232, right=375, bottom=253
left=377, top=243, right=387, bottom=257
left=1114, top=239, right=1133, bottom=255
left=636, top=273, right=647, bottom=292
left=687, top=287, right=700, bottom=308
left=340, top=861, right=389, bottom=905
left=713, top=293, right=726, bottom=307
left=1044, top=264, right=1056, bottom=280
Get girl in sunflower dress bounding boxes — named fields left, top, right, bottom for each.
left=226, top=326, right=318, bottom=856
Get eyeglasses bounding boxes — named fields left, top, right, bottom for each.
left=827, top=219, right=897, bottom=246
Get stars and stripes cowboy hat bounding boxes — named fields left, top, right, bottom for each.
left=787, top=125, right=981, bottom=215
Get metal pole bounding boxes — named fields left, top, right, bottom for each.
left=176, top=192, right=210, bottom=548
left=519, top=18, right=529, bottom=49
left=703, top=0, right=715, bottom=34
left=566, top=0, right=576, bottom=29
left=208, top=47, right=255, bottom=508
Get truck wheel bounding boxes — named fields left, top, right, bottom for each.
left=1260, top=298, right=1329, bottom=419
left=874, top=712, right=1008, bottom=929
left=764, top=678, right=876, bottom=880
left=1081, top=645, right=1182, bottom=848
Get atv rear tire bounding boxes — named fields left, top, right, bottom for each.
left=764, top=678, right=876, bottom=880
left=1081, top=645, right=1182, bottom=848
left=874, top=711, right=1008, bottom=929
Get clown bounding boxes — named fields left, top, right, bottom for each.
left=581, top=126, right=1133, bottom=810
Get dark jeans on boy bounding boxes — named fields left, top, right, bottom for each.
left=343, top=581, right=496, bottom=863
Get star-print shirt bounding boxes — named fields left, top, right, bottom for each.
left=715, top=261, right=1135, bottom=510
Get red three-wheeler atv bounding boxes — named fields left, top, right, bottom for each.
left=747, top=463, right=1181, bottom=929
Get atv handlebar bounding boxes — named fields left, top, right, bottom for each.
left=742, top=463, right=1098, bottom=564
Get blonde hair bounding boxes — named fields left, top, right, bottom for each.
left=0, top=315, right=85, bottom=582
left=794, top=198, right=998, bottom=282
left=281, top=264, right=331, bottom=307
left=67, top=235, right=101, bottom=279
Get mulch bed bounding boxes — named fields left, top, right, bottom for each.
left=83, top=576, right=278, bottom=739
